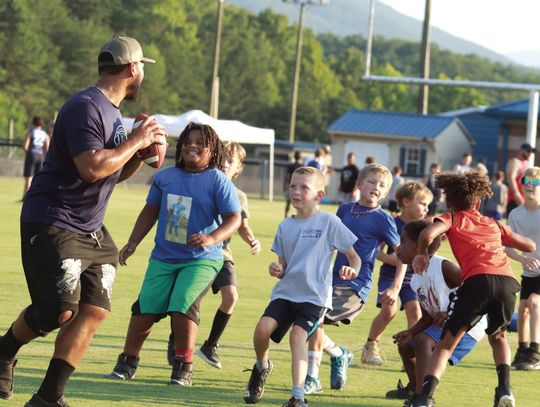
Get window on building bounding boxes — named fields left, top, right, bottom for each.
left=399, top=143, right=427, bottom=177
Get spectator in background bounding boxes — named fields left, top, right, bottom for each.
left=506, top=143, right=535, bottom=217
left=22, top=116, right=50, bottom=198
left=453, top=152, right=472, bottom=174
left=475, top=162, right=489, bottom=177
left=484, top=170, right=508, bottom=220
left=307, top=147, right=326, bottom=172
left=365, top=156, right=376, bottom=165
left=338, top=152, right=360, bottom=204
left=284, top=151, right=304, bottom=218
left=423, top=163, right=443, bottom=216
left=387, top=165, right=405, bottom=215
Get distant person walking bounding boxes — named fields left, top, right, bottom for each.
left=453, top=152, right=472, bottom=174
left=22, top=116, right=50, bottom=198
left=506, top=143, right=535, bottom=217
left=483, top=171, right=508, bottom=220
left=338, top=152, right=360, bottom=203
left=423, top=163, right=443, bottom=216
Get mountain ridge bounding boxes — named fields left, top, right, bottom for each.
left=228, top=0, right=514, bottom=65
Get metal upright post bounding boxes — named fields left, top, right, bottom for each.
left=210, top=0, right=225, bottom=118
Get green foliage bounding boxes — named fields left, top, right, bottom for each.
left=2, top=0, right=540, bottom=143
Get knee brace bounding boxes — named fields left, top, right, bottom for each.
left=24, top=302, right=79, bottom=336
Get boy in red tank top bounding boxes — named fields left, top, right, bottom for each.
left=411, top=172, right=536, bottom=407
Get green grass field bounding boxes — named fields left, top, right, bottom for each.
left=0, top=176, right=537, bottom=406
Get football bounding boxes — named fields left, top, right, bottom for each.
left=132, top=113, right=167, bottom=169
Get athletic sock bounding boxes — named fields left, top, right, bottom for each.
left=0, top=327, right=25, bottom=359
left=421, top=375, right=439, bottom=399
left=207, top=309, right=231, bottom=346
left=37, top=358, right=75, bottom=402
left=326, top=346, right=344, bottom=358
left=496, top=364, right=511, bottom=390
left=291, top=385, right=304, bottom=401
left=367, top=337, right=377, bottom=343
left=175, top=348, right=193, bottom=363
left=518, top=341, right=529, bottom=351
left=307, top=351, right=322, bottom=378
left=530, top=342, right=539, bottom=352
left=256, top=359, right=269, bottom=372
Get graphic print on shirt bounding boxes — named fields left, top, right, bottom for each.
left=165, top=194, right=192, bottom=244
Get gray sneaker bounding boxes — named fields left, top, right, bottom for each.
left=0, top=357, right=16, bottom=400
left=107, top=353, right=139, bottom=380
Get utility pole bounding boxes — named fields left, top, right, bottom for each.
left=283, top=0, right=329, bottom=143
left=210, top=0, right=225, bottom=118
left=418, top=0, right=432, bottom=114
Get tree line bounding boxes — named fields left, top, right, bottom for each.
left=1, top=0, right=539, bottom=143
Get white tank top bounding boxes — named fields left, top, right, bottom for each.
left=410, top=255, right=487, bottom=342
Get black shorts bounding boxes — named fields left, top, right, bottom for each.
left=212, top=260, right=236, bottom=294
left=263, top=299, right=325, bottom=344
left=23, top=153, right=44, bottom=177
left=444, top=274, right=521, bottom=337
left=387, top=199, right=399, bottom=213
left=21, top=222, right=118, bottom=310
left=520, top=275, right=540, bottom=300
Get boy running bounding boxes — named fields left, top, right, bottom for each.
left=305, top=163, right=403, bottom=394
left=411, top=171, right=535, bottom=407
left=392, top=220, right=487, bottom=406
left=243, top=166, right=360, bottom=407
left=362, top=182, right=432, bottom=367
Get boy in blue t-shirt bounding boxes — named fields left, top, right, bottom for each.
left=305, top=163, right=402, bottom=394
left=107, top=123, right=241, bottom=386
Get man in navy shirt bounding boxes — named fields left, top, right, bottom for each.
left=0, top=36, right=166, bottom=406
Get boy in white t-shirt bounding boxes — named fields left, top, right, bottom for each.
left=392, top=220, right=487, bottom=406
left=506, top=167, right=540, bottom=370
left=243, top=166, right=360, bottom=407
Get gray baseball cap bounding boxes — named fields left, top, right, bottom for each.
left=98, top=36, right=156, bottom=66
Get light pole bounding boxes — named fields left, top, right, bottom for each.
left=210, top=0, right=225, bottom=118
left=283, top=0, right=329, bottom=143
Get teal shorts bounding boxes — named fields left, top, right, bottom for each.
left=137, top=258, right=222, bottom=324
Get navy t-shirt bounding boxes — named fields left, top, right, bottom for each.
left=21, top=87, right=127, bottom=233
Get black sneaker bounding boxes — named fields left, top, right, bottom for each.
left=413, top=394, right=434, bottom=407
left=196, top=341, right=222, bottom=369
left=511, top=348, right=528, bottom=369
left=0, top=357, right=16, bottom=400
left=243, top=361, right=273, bottom=404
left=170, top=360, right=192, bottom=386
left=282, top=396, right=308, bottom=407
left=516, top=349, right=540, bottom=371
left=24, top=393, right=70, bottom=407
left=386, top=378, right=412, bottom=399
left=493, top=385, right=515, bottom=407
left=167, top=333, right=175, bottom=366
left=106, top=353, right=139, bottom=380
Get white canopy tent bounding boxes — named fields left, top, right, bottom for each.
left=124, top=110, right=275, bottom=200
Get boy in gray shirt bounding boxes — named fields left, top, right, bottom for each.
left=243, top=167, right=360, bottom=407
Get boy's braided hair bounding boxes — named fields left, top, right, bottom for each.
left=175, top=122, right=224, bottom=170
left=435, top=171, right=492, bottom=211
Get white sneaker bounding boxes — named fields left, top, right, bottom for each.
left=361, top=340, right=383, bottom=366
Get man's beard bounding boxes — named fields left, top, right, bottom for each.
left=125, top=81, right=141, bottom=101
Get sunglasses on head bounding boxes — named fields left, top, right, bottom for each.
left=521, top=176, right=540, bottom=187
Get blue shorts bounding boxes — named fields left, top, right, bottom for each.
left=376, top=273, right=417, bottom=309
left=421, top=326, right=479, bottom=366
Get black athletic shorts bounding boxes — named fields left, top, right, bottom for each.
left=444, top=274, right=521, bottom=337
left=520, top=275, right=540, bottom=300
left=23, top=153, right=44, bottom=177
left=263, top=299, right=325, bottom=344
left=211, top=260, right=236, bottom=294
left=20, top=222, right=118, bottom=310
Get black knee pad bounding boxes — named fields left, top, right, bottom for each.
left=24, top=302, right=79, bottom=336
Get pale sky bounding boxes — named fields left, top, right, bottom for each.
left=378, top=0, right=540, bottom=55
